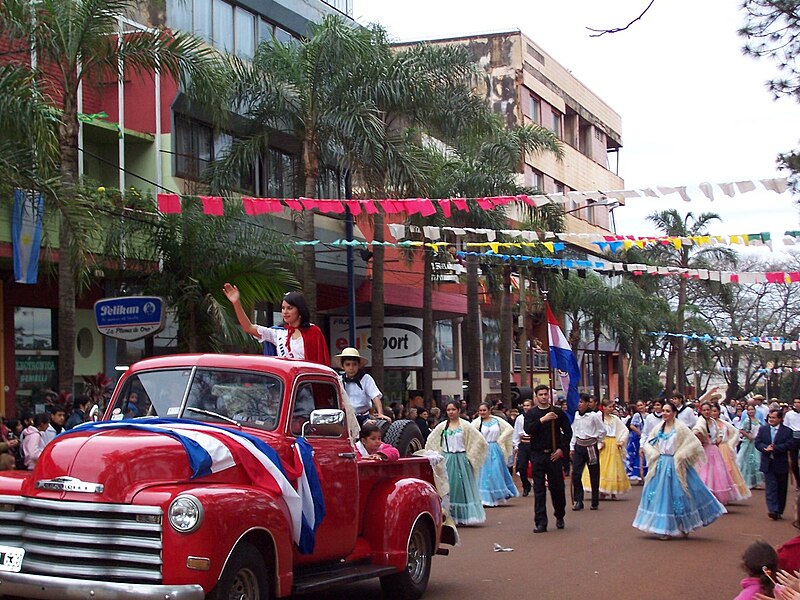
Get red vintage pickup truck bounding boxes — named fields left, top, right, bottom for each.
left=0, top=354, right=455, bottom=599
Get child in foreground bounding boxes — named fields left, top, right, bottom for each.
left=356, top=422, right=399, bottom=462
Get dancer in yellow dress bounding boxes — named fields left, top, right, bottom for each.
left=584, top=398, right=631, bottom=497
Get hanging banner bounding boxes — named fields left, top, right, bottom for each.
left=12, top=189, right=44, bottom=284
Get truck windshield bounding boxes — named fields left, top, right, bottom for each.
left=110, top=368, right=283, bottom=430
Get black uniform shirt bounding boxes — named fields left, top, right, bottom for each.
left=524, top=405, right=572, bottom=455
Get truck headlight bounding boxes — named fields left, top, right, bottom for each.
left=168, top=495, right=203, bottom=533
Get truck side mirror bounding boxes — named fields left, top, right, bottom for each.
left=304, top=409, right=345, bottom=438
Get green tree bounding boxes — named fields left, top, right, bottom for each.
left=204, top=15, right=390, bottom=322
left=645, top=209, right=734, bottom=395
left=422, top=123, right=562, bottom=407
left=105, top=197, right=297, bottom=352
left=0, top=0, right=222, bottom=392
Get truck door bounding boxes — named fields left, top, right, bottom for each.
left=290, top=379, right=358, bottom=563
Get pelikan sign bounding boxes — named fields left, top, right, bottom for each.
left=94, top=296, right=165, bottom=341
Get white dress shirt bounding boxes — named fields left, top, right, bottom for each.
left=512, top=414, right=528, bottom=449
left=642, top=412, right=663, bottom=440
left=676, top=404, right=697, bottom=428
left=570, top=410, right=606, bottom=451
left=783, top=409, right=800, bottom=432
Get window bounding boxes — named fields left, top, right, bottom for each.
left=259, top=18, right=273, bottom=43
left=194, top=0, right=212, bottom=42
left=15, top=307, right=55, bottom=350
left=550, top=109, right=562, bottom=138
left=291, top=381, right=339, bottom=435
left=528, top=95, right=540, bottom=124
left=433, top=321, right=455, bottom=372
left=235, top=7, right=256, bottom=59
left=212, top=0, right=234, bottom=52
left=267, top=148, right=297, bottom=198
left=482, top=318, right=501, bottom=375
left=15, top=307, right=58, bottom=417
left=175, top=116, right=214, bottom=179
left=274, top=26, right=294, bottom=45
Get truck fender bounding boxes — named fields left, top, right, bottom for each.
left=135, top=486, right=295, bottom=596
left=361, top=478, right=441, bottom=571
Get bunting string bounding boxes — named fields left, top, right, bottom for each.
left=648, top=331, right=799, bottom=351
left=155, top=177, right=787, bottom=217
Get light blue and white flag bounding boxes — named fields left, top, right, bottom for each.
left=12, top=188, right=44, bottom=284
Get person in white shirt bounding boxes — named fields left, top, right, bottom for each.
left=752, top=394, right=769, bottom=425
left=640, top=399, right=664, bottom=476
left=782, top=397, right=800, bottom=489
left=513, top=399, right=533, bottom=497
left=335, top=347, right=390, bottom=426
left=570, top=393, right=606, bottom=511
left=673, top=393, right=698, bottom=428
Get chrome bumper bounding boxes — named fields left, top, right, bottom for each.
left=0, top=571, right=205, bottom=600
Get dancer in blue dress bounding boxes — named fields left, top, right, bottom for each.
left=626, top=401, right=646, bottom=484
left=473, top=403, right=518, bottom=506
left=633, top=400, right=726, bottom=539
left=737, top=404, right=764, bottom=489
left=426, top=401, right=488, bottom=525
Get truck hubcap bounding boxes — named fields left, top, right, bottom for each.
left=407, top=529, right=429, bottom=583
left=229, top=568, right=259, bottom=600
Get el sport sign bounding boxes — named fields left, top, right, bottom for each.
left=94, top=296, right=165, bottom=341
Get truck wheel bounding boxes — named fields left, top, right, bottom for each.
left=208, top=542, right=269, bottom=600
left=383, top=420, right=424, bottom=457
left=379, top=520, right=432, bottom=600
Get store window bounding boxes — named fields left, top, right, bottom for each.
left=14, top=307, right=58, bottom=417
left=482, top=317, right=501, bottom=375
left=433, top=320, right=455, bottom=372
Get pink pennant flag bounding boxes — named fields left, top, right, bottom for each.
left=517, top=194, right=534, bottom=205
left=418, top=199, right=436, bottom=217
left=299, top=197, right=319, bottom=210
left=316, top=199, right=345, bottom=214
left=381, top=200, right=402, bottom=214
left=242, top=196, right=257, bottom=216
left=766, top=272, right=785, bottom=283
left=284, top=199, right=303, bottom=211
left=363, top=200, right=379, bottom=215
left=244, top=198, right=282, bottom=214
left=438, top=199, right=452, bottom=218
left=452, top=198, right=468, bottom=212
left=200, top=196, right=224, bottom=216
left=343, top=199, right=362, bottom=216
left=476, top=197, right=495, bottom=210
left=157, top=193, right=182, bottom=214
left=404, top=199, right=422, bottom=215
left=730, top=274, right=740, bottom=283
left=789, top=272, right=800, bottom=283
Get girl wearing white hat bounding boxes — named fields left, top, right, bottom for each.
left=336, top=348, right=390, bottom=425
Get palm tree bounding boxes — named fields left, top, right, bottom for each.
left=422, top=122, right=563, bottom=409
left=0, top=0, right=222, bottom=393
left=202, top=15, right=388, bottom=322
left=646, top=209, right=735, bottom=394
left=104, top=197, right=297, bottom=352
left=0, top=64, right=59, bottom=194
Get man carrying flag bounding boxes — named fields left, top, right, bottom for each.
left=545, top=302, right=582, bottom=423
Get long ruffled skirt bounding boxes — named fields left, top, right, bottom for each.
left=736, top=439, right=764, bottom=488
left=632, top=455, right=726, bottom=536
left=626, top=430, right=642, bottom=480
left=478, top=442, right=519, bottom=506
left=718, top=443, right=751, bottom=500
left=585, top=436, right=631, bottom=495
left=697, top=444, right=738, bottom=504
left=444, top=451, right=486, bottom=525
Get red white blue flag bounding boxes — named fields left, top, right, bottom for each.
left=545, top=302, right=582, bottom=422
left=70, top=418, right=325, bottom=553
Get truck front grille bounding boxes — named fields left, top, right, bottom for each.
left=0, top=495, right=163, bottom=583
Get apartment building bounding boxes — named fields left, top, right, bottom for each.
left=400, top=30, right=627, bottom=402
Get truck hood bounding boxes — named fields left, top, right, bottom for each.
left=20, top=428, right=248, bottom=503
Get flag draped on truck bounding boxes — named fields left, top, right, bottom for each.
left=69, top=418, right=325, bottom=553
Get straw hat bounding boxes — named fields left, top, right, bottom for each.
left=335, top=347, right=368, bottom=368
left=752, top=394, right=765, bottom=401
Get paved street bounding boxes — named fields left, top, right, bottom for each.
left=313, top=482, right=796, bottom=600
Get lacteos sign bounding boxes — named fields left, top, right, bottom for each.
left=330, top=317, right=423, bottom=368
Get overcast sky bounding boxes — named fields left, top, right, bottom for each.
left=355, top=0, right=799, bottom=242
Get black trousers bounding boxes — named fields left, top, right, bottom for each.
left=516, top=442, right=532, bottom=494
left=571, top=444, right=600, bottom=508
left=531, top=450, right=566, bottom=528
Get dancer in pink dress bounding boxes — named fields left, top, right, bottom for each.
left=693, top=401, right=738, bottom=505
